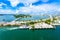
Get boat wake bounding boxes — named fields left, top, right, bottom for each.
left=6, top=27, right=21, bottom=30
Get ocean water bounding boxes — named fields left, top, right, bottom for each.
left=0, top=14, right=49, bottom=22
left=0, top=14, right=60, bottom=40
left=0, top=14, right=15, bottom=22
left=0, top=26, right=60, bottom=40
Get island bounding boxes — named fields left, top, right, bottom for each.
left=0, top=14, right=60, bottom=29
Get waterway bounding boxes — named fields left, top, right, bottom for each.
left=0, top=14, right=60, bottom=40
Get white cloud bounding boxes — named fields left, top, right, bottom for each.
left=0, top=9, right=15, bottom=14
left=0, top=3, right=15, bottom=14
left=0, top=3, right=60, bottom=15
left=15, top=4, right=60, bottom=15
left=8, top=0, right=20, bottom=7
left=8, top=0, right=39, bottom=7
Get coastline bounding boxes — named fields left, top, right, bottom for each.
left=0, top=14, right=60, bottom=29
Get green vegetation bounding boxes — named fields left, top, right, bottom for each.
left=44, top=17, right=57, bottom=24
left=52, top=17, right=57, bottom=22
left=0, top=24, right=4, bottom=27
left=14, top=14, right=31, bottom=18
left=44, top=19, right=51, bottom=24
left=31, top=24, right=35, bottom=29
left=5, top=24, right=20, bottom=27
left=28, top=22, right=35, bottom=29
left=25, top=21, right=35, bottom=29
left=6, top=24, right=12, bottom=26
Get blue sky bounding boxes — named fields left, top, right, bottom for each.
left=0, top=0, right=60, bottom=14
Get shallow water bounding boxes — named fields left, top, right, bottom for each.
left=0, top=14, right=49, bottom=22
left=0, top=14, right=15, bottom=22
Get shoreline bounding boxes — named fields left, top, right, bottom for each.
left=0, top=22, right=55, bottom=29
left=0, top=14, right=60, bottom=29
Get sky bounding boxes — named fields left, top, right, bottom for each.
left=0, top=0, right=60, bottom=15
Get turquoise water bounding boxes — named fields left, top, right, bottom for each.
left=0, top=14, right=49, bottom=22
left=0, top=14, right=60, bottom=40
left=15, top=15, right=49, bottom=21
left=0, top=26, right=60, bottom=40
left=0, top=14, right=15, bottom=22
